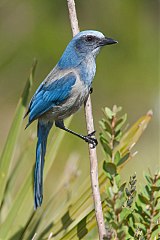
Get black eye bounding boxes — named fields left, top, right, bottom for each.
left=86, top=36, right=93, bottom=42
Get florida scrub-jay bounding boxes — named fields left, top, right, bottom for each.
left=24, top=30, right=117, bottom=209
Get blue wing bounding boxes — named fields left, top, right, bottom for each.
left=26, top=72, right=76, bottom=125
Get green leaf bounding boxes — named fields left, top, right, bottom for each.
left=144, top=185, right=151, bottom=198
left=105, top=196, right=114, bottom=206
left=135, top=223, right=146, bottom=233
left=138, top=194, right=150, bottom=204
left=117, top=152, right=130, bottom=167
left=104, top=107, right=114, bottom=119
left=112, top=182, right=118, bottom=194
left=115, top=114, right=127, bottom=132
left=0, top=59, right=37, bottom=207
left=103, top=162, right=117, bottom=176
left=113, top=105, right=122, bottom=114
left=105, top=211, right=113, bottom=221
left=115, top=199, right=123, bottom=214
left=119, top=182, right=126, bottom=193
left=110, top=220, right=119, bottom=230
left=151, top=225, right=160, bottom=239
left=117, top=229, right=126, bottom=239
left=114, top=174, right=121, bottom=186
left=114, top=151, right=121, bottom=165
left=114, top=129, right=122, bottom=142
left=120, top=208, right=131, bottom=222
left=144, top=174, right=153, bottom=184
left=99, top=119, right=112, bottom=134
left=100, top=136, right=112, bottom=158
left=153, top=210, right=160, bottom=222
left=100, top=132, right=112, bottom=144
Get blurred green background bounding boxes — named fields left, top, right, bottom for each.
left=0, top=0, right=159, bottom=187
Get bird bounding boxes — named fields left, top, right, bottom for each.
left=24, top=30, right=117, bottom=209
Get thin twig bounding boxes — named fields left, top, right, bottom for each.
left=66, top=0, right=107, bottom=239
left=67, top=0, right=79, bottom=36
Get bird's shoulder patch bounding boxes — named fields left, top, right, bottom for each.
left=26, top=71, right=77, bottom=126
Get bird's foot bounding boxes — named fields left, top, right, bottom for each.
left=84, top=131, right=98, bottom=148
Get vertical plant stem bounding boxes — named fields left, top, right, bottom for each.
left=84, top=97, right=107, bottom=239
left=67, top=0, right=79, bottom=36
left=67, top=0, right=106, bottom=239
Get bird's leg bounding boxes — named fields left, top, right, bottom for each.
left=90, top=87, right=93, bottom=94
left=55, top=120, right=98, bottom=148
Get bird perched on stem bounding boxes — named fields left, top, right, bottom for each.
left=24, top=30, right=117, bottom=209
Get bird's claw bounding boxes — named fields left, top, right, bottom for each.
left=84, top=131, right=98, bottom=148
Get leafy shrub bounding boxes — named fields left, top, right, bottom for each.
left=100, top=106, right=160, bottom=240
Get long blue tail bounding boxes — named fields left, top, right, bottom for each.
left=34, top=120, right=53, bottom=209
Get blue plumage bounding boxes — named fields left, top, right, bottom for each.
left=27, top=73, right=76, bottom=124
left=34, top=120, right=53, bottom=208
left=25, top=30, right=117, bottom=209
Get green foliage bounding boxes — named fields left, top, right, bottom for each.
left=0, top=60, right=37, bottom=207
left=100, top=106, right=159, bottom=240
left=0, top=85, right=153, bottom=240
left=99, top=106, right=126, bottom=163
left=100, top=105, right=152, bottom=169
left=103, top=170, right=160, bottom=240
left=133, top=172, right=160, bottom=240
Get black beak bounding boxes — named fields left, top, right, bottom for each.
left=99, top=37, right=118, bottom=46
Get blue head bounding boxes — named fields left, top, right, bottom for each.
left=58, top=30, right=117, bottom=69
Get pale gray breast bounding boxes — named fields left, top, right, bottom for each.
left=79, top=54, right=96, bottom=86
